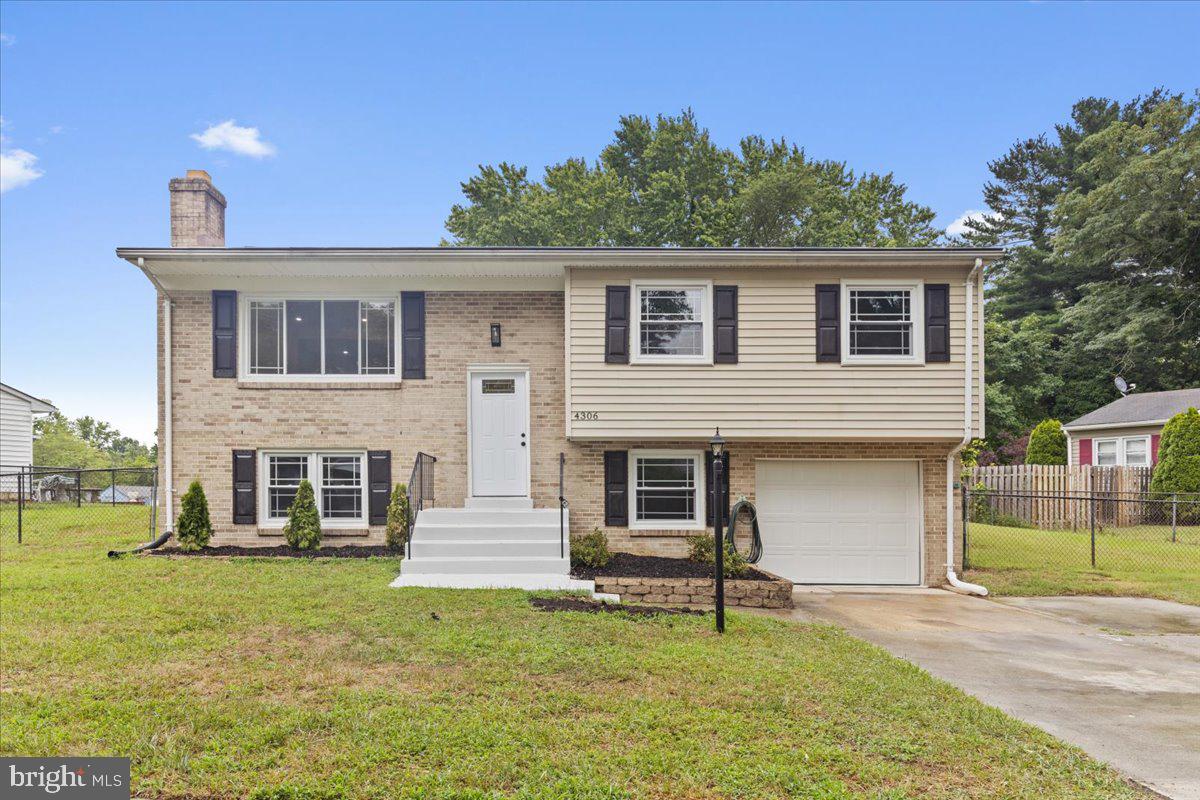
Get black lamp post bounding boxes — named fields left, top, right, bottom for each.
left=710, top=427, right=726, bottom=634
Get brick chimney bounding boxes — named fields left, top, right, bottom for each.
left=169, top=169, right=226, bottom=247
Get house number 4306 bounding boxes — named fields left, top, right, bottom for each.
left=572, top=411, right=599, bottom=421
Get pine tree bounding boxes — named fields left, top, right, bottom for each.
left=284, top=479, right=322, bottom=550
left=176, top=480, right=213, bottom=551
left=1025, top=420, right=1067, bottom=465
left=385, top=483, right=410, bottom=551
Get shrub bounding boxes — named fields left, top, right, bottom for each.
left=283, top=479, right=322, bottom=550
left=570, top=528, right=611, bottom=570
left=685, top=534, right=748, bottom=578
left=1025, top=419, right=1067, bottom=465
left=1150, top=407, right=1200, bottom=497
left=175, top=480, right=213, bottom=551
left=385, top=483, right=410, bottom=551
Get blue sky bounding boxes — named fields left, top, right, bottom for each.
left=1, top=1, right=1197, bottom=443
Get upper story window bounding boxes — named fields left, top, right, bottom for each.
left=243, top=297, right=396, bottom=380
left=840, top=281, right=924, bottom=364
left=631, top=281, right=711, bottom=364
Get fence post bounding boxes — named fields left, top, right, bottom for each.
left=76, top=469, right=82, bottom=508
left=1089, top=492, right=1096, bottom=568
left=150, top=473, right=158, bottom=541
left=961, top=485, right=970, bottom=570
left=1172, top=493, right=1178, bottom=543
left=111, top=468, right=117, bottom=507
left=17, top=471, right=24, bottom=544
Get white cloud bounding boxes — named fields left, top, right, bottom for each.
left=0, top=33, right=14, bottom=46
left=49, top=124, right=64, bottom=135
left=945, top=209, right=999, bottom=238
left=190, top=120, right=276, bottom=158
left=1, top=148, right=43, bottom=193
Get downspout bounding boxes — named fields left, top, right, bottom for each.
left=946, top=258, right=988, bottom=596
left=161, top=281, right=173, bottom=536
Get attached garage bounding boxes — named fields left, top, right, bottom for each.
left=755, top=460, right=922, bottom=585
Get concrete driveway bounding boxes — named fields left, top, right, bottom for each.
left=783, top=589, right=1200, bottom=799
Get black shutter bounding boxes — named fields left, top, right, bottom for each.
left=925, top=283, right=950, bottom=363
left=705, top=451, right=731, bottom=527
left=603, top=450, right=628, bottom=526
left=713, top=285, right=738, bottom=364
left=401, top=292, right=426, bottom=379
left=368, top=450, right=391, bottom=525
left=212, top=290, right=237, bottom=378
left=815, top=284, right=840, bottom=363
left=232, top=449, right=255, bottom=524
left=605, top=285, right=630, bottom=364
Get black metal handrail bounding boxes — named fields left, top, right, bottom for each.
left=405, top=452, right=437, bottom=559
left=558, top=452, right=568, bottom=559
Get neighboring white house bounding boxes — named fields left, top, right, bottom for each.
left=0, top=382, right=57, bottom=491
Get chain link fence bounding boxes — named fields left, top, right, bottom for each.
left=0, top=466, right=158, bottom=544
left=963, top=487, right=1200, bottom=573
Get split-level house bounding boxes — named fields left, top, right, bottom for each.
left=119, top=171, right=999, bottom=590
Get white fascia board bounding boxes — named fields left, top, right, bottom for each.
left=1062, top=419, right=1169, bottom=432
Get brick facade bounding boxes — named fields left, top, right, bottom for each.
left=159, top=289, right=964, bottom=584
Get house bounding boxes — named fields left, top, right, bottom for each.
left=1064, top=388, right=1200, bottom=467
left=0, top=383, right=56, bottom=493
left=118, top=170, right=1001, bottom=590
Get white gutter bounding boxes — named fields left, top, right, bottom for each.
left=162, top=290, right=173, bottom=535
left=946, top=258, right=988, bottom=596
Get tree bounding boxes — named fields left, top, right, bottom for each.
left=1025, top=420, right=1067, bottom=465
left=1150, top=408, right=1200, bottom=496
left=284, top=480, right=322, bottom=550
left=385, top=483, right=410, bottom=551
left=445, top=110, right=941, bottom=248
left=176, top=480, right=212, bottom=551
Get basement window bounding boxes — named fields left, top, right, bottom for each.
left=628, top=450, right=704, bottom=530
left=243, top=297, right=397, bottom=380
left=260, top=451, right=366, bottom=526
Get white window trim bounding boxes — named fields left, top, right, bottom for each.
left=238, top=293, right=402, bottom=383
left=1094, top=435, right=1151, bottom=467
left=839, top=279, right=925, bottom=365
left=629, top=279, right=713, bottom=365
left=258, top=450, right=369, bottom=529
left=627, top=448, right=706, bottom=531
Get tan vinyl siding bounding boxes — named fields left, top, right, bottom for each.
left=567, top=266, right=984, bottom=440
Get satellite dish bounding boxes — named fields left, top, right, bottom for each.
left=1114, top=376, right=1129, bottom=396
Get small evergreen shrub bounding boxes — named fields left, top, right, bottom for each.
left=570, top=528, right=611, bottom=570
left=685, top=534, right=748, bottom=578
left=175, top=480, right=213, bottom=551
left=385, top=483, right=410, bottom=551
left=284, top=479, right=322, bottom=550
left=1025, top=419, right=1067, bottom=465
left=1150, top=408, right=1200, bottom=518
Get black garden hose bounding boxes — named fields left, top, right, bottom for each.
left=725, top=499, right=763, bottom=564
left=107, top=530, right=173, bottom=558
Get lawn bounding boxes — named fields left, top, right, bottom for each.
left=964, top=521, right=1200, bottom=606
left=0, top=511, right=1141, bottom=800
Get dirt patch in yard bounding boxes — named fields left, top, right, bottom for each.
left=151, top=545, right=399, bottom=558
left=530, top=596, right=705, bottom=618
left=572, top=551, right=775, bottom=581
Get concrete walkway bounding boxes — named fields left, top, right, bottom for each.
left=780, top=590, right=1200, bottom=799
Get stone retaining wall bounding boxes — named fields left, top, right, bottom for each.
left=592, top=572, right=793, bottom=609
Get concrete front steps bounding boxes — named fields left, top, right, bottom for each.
left=390, top=506, right=596, bottom=592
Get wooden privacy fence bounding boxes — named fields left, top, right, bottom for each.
left=968, top=465, right=1153, bottom=529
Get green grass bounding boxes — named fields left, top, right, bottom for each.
left=0, top=512, right=1141, bottom=799
left=965, top=521, right=1200, bottom=606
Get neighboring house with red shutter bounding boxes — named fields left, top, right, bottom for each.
left=1064, top=388, right=1200, bottom=468
left=118, top=170, right=1001, bottom=590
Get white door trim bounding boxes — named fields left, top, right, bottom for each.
left=466, top=365, right=531, bottom=499
left=754, top=457, right=925, bottom=586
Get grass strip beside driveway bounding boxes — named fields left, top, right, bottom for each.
left=0, top=518, right=1140, bottom=799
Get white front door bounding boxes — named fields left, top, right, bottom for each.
left=469, top=370, right=529, bottom=497
left=755, top=460, right=921, bottom=585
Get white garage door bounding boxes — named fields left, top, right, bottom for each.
left=756, top=460, right=921, bottom=585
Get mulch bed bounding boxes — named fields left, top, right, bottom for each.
left=571, top=551, right=774, bottom=581
left=530, top=596, right=705, bottom=617
left=150, top=545, right=399, bottom=558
